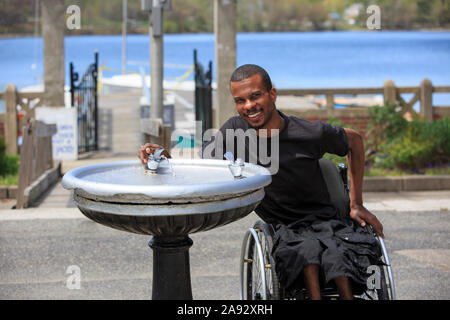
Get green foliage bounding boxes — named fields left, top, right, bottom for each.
left=363, top=165, right=450, bottom=176
left=368, top=103, right=408, bottom=140
left=0, top=173, right=18, bottom=186
left=327, top=115, right=357, bottom=131
left=323, top=152, right=347, bottom=167
left=0, top=136, right=20, bottom=178
left=0, top=135, right=5, bottom=155
left=324, top=107, right=450, bottom=175
left=323, top=116, right=348, bottom=166
left=326, top=116, right=344, bottom=127
left=378, top=116, right=450, bottom=170
left=365, top=103, right=409, bottom=157
left=366, top=103, right=450, bottom=171
left=1, top=0, right=449, bottom=35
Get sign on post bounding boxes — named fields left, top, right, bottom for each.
left=35, top=107, right=78, bottom=160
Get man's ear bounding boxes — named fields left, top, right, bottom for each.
left=270, top=87, right=277, bottom=103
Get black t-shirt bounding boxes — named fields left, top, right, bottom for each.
left=201, top=111, right=349, bottom=225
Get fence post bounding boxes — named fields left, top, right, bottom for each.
left=326, top=93, right=335, bottom=117
left=4, top=84, right=18, bottom=155
left=420, top=78, right=433, bottom=122
left=16, top=122, right=34, bottom=209
left=383, top=79, right=397, bottom=105
left=16, top=121, right=56, bottom=209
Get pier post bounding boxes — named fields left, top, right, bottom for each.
left=383, top=79, right=397, bottom=106
left=326, top=93, right=335, bottom=116
left=41, top=0, right=65, bottom=107
left=214, top=0, right=237, bottom=128
left=420, top=78, right=433, bottom=122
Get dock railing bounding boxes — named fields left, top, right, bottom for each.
left=276, top=78, right=450, bottom=121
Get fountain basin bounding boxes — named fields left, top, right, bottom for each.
left=62, top=159, right=272, bottom=236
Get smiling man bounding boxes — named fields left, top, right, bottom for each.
left=138, top=64, right=384, bottom=300
left=230, top=69, right=283, bottom=133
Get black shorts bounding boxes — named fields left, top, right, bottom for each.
left=271, top=216, right=382, bottom=291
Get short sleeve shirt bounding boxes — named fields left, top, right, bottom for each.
left=201, top=111, right=349, bottom=225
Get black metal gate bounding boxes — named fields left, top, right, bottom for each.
left=194, top=49, right=212, bottom=139
left=70, top=52, right=99, bottom=154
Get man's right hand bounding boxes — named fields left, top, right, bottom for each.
left=138, top=143, right=172, bottom=165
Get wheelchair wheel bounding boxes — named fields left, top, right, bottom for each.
left=360, top=235, right=396, bottom=300
left=240, top=221, right=280, bottom=300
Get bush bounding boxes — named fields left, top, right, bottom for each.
left=0, top=136, right=20, bottom=177
left=378, top=116, right=450, bottom=170
left=0, top=135, right=5, bottom=155
left=324, top=110, right=450, bottom=174
left=365, top=103, right=409, bottom=155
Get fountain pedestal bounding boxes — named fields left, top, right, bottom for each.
left=149, top=236, right=193, bottom=300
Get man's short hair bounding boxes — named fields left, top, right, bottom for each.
left=230, top=64, right=273, bottom=92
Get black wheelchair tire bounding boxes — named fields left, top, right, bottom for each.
left=245, top=221, right=281, bottom=300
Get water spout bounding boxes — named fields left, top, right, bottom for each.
left=147, top=148, right=167, bottom=172
left=224, top=152, right=234, bottom=164
left=224, top=152, right=245, bottom=179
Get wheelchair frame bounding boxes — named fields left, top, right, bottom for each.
left=239, top=159, right=396, bottom=300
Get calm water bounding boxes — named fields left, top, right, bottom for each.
left=0, top=31, right=449, bottom=112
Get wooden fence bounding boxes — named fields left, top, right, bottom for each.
left=275, top=78, right=450, bottom=137
left=16, top=120, right=56, bottom=209
left=0, top=84, right=44, bottom=155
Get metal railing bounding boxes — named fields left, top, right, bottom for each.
left=194, top=49, right=213, bottom=139
left=70, top=51, right=99, bottom=154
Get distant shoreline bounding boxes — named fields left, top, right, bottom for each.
left=1, top=28, right=450, bottom=39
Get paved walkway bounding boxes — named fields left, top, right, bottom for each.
left=1, top=203, right=449, bottom=300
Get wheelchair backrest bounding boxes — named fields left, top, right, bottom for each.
left=318, top=158, right=350, bottom=219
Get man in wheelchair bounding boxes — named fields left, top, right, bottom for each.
left=138, top=64, right=386, bottom=300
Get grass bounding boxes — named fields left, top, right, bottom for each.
left=324, top=153, right=450, bottom=177
left=0, top=174, right=19, bottom=186
left=365, top=165, right=450, bottom=177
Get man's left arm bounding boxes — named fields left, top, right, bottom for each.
left=344, top=128, right=385, bottom=238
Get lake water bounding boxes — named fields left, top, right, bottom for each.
left=0, top=31, right=449, bottom=112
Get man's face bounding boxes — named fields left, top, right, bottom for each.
left=230, top=74, right=277, bottom=130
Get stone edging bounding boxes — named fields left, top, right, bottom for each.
left=22, top=161, right=62, bottom=208
left=0, top=185, right=17, bottom=200
left=363, top=175, right=450, bottom=192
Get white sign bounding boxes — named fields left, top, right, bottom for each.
left=35, top=107, right=78, bottom=160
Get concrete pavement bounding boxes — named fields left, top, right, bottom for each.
left=0, top=206, right=449, bottom=299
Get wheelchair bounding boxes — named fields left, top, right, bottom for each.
left=239, top=158, right=396, bottom=300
